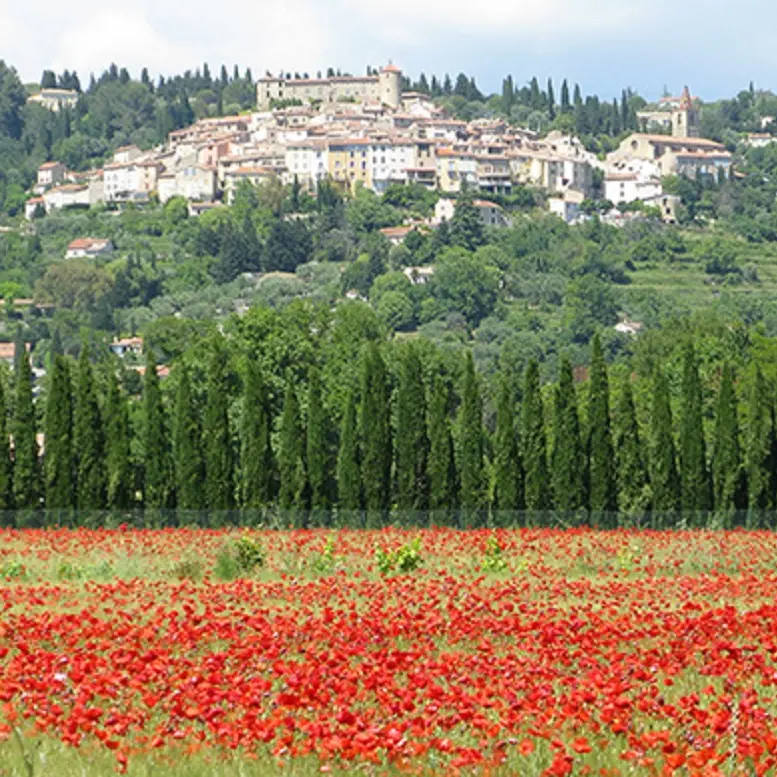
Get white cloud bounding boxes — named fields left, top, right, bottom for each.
left=338, top=0, right=646, bottom=45
left=53, top=7, right=196, bottom=77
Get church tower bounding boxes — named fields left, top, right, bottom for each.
left=672, top=86, right=700, bottom=138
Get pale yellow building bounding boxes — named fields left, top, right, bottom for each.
left=327, top=139, right=372, bottom=190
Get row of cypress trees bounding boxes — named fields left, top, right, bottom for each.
left=0, top=334, right=767, bottom=522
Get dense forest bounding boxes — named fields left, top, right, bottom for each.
left=0, top=326, right=771, bottom=525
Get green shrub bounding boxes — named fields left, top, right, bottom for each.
left=375, top=537, right=423, bottom=575
left=480, top=535, right=508, bottom=573
left=214, top=534, right=264, bottom=580
left=0, top=559, right=27, bottom=579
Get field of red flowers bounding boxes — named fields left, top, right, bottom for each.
left=0, top=528, right=776, bottom=776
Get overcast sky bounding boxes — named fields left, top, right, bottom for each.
left=1, top=0, right=774, bottom=101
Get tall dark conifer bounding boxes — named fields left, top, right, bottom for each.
left=173, top=365, right=205, bottom=510
left=458, top=353, right=484, bottom=520
left=394, top=346, right=430, bottom=515
left=74, top=346, right=106, bottom=509
left=241, top=359, right=274, bottom=508
left=278, top=379, right=306, bottom=512
left=337, top=388, right=361, bottom=512
left=306, top=369, right=332, bottom=513
left=745, top=365, right=775, bottom=519
left=44, top=355, right=74, bottom=510
left=587, top=336, right=616, bottom=518
left=649, top=369, right=680, bottom=514
left=203, top=338, right=234, bottom=510
left=428, top=375, right=457, bottom=518
left=711, top=363, right=745, bottom=515
left=679, top=343, right=711, bottom=513
left=359, top=343, right=391, bottom=516
left=551, top=358, right=586, bottom=513
left=0, top=378, right=11, bottom=512
left=613, top=377, right=649, bottom=515
left=142, top=349, right=175, bottom=508
left=522, top=360, right=550, bottom=512
left=493, top=375, right=523, bottom=516
left=12, top=351, right=40, bottom=510
left=105, top=369, right=132, bottom=509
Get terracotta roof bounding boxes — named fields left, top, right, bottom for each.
left=675, top=151, right=732, bottom=159
left=38, top=161, right=62, bottom=170
left=67, top=238, right=111, bottom=251
left=47, top=184, right=87, bottom=194
left=227, top=166, right=276, bottom=176
left=638, top=134, right=724, bottom=148
left=472, top=199, right=501, bottom=209
left=380, top=63, right=402, bottom=74
left=379, top=226, right=413, bottom=237
left=26, top=197, right=45, bottom=204
left=112, top=337, right=143, bottom=347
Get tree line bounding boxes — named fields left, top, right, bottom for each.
left=0, top=331, right=772, bottom=527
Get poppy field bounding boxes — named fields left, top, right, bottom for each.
left=1, top=528, right=777, bottom=776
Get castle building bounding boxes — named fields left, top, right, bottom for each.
left=256, top=64, right=402, bottom=111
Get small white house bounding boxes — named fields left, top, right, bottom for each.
left=35, top=161, right=67, bottom=194
left=745, top=133, right=776, bottom=148
left=403, top=266, right=435, bottom=285
left=24, top=197, right=46, bottom=220
left=110, top=337, right=144, bottom=357
left=548, top=190, right=585, bottom=224
left=434, top=198, right=510, bottom=228
left=65, top=238, right=114, bottom=259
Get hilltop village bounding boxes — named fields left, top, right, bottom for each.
left=26, top=67, right=733, bottom=228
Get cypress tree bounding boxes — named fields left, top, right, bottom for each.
left=203, top=337, right=234, bottom=510
left=551, top=357, right=586, bottom=513
left=711, top=363, right=745, bottom=515
left=12, top=351, right=40, bottom=510
left=173, top=364, right=205, bottom=510
left=649, top=369, right=680, bottom=514
left=394, top=345, right=430, bottom=516
left=44, top=354, right=74, bottom=510
left=105, top=369, right=132, bottom=509
left=240, top=359, right=274, bottom=508
left=458, top=352, right=484, bottom=520
left=522, top=360, right=550, bottom=512
left=613, top=377, right=649, bottom=515
left=745, top=365, right=775, bottom=519
left=587, top=335, right=616, bottom=519
left=493, top=375, right=523, bottom=516
left=306, top=369, right=332, bottom=513
left=337, top=387, right=361, bottom=512
left=560, top=78, right=571, bottom=113
left=679, top=343, right=711, bottom=514
left=359, top=343, right=391, bottom=516
left=0, top=377, right=11, bottom=512
left=428, top=375, right=457, bottom=518
left=73, top=345, right=106, bottom=510
left=13, top=326, right=25, bottom=376
left=278, top=378, right=306, bottom=512
left=142, top=349, right=175, bottom=508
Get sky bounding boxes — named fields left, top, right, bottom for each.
left=0, top=0, right=774, bottom=102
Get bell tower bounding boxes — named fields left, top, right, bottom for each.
left=672, top=86, right=700, bottom=138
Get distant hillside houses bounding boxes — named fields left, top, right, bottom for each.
left=27, top=88, right=78, bottom=112
left=65, top=238, right=114, bottom=259
left=24, top=75, right=730, bottom=219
